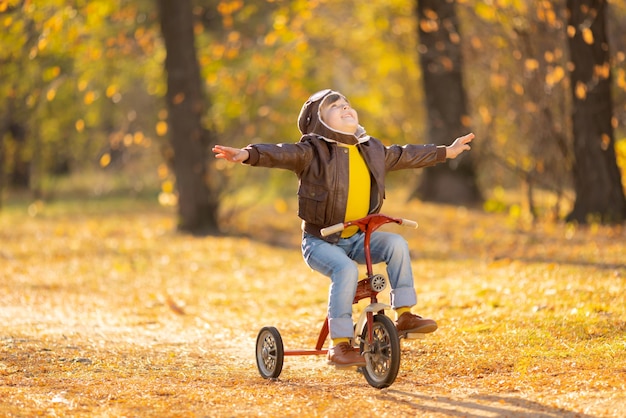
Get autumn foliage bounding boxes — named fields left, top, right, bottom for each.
left=2, top=0, right=626, bottom=217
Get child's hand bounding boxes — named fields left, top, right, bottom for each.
left=212, top=145, right=249, bottom=163
left=446, top=133, right=474, bottom=159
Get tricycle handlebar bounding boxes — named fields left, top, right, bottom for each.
left=320, top=223, right=345, bottom=237
left=320, top=214, right=418, bottom=237
left=400, top=219, right=418, bottom=229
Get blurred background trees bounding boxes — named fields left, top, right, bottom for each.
left=413, top=0, right=481, bottom=205
left=159, top=0, right=218, bottom=233
left=565, top=0, right=626, bottom=223
left=1, top=0, right=625, bottom=229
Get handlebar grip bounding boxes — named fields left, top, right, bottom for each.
left=320, top=223, right=345, bottom=237
left=400, top=219, right=418, bottom=229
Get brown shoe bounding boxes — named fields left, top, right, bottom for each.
left=395, top=312, right=438, bottom=335
left=327, top=342, right=366, bottom=367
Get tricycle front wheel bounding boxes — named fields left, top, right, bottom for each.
left=359, top=314, right=400, bottom=389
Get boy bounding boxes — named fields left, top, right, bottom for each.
left=213, top=89, right=473, bottom=367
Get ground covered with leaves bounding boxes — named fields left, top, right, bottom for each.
left=1, top=195, right=625, bottom=417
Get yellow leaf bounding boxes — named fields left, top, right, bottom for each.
left=490, top=73, right=507, bottom=88
left=582, top=28, right=594, bottom=45
left=524, top=58, right=539, bottom=71
left=552, top=66, right=565, bottom=83
left=162, top=180, right=174, bottom=193
left=84, top=91, right=96, bottom=105
left=440, top=56, right=453, bottom=71
left=544, top=51, right=554, bottom=63
left=227, top=31, right=240, bottom=43
left=264, top=31, right=278, bottom=46
left=89, top=47, right=102, bottom=60
left=567, top=25, right=576, bottom=38
left=479, top=106, right=492, bottom=124
left=100, top=153, right=111, bottom=168
left=274, top=198, right=288, bottom=214
left=419, top=18, right=438, bottom=33
left=475, top=3, right=497, bottom=21
left=546, top=66, right=565, bottom=86
left=545, top=9, right=556, bottom=25
left=106, top=85, right=117, bottom=98
left=575, top=81, right=587, bottom=99
left=133, top=131, right=144, bottom=145
left=37, top=37, right=48, bottom=51
left=157, top=163, right=169, bottom=180
left=156, top=121, right=168, bottom=136
left=594, top=62, right=610, bottom=79
left=617, top=69, right=626, bottom=89
left=43, top=66, right=60, bottom=81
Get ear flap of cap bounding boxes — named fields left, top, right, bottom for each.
left=297, top=99, right=321, bottom=134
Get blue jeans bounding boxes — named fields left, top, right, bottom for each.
left=301, top=231, right=417, bottom=339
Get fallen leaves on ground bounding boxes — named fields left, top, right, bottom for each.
left=1, top=196, right=625, bottom=417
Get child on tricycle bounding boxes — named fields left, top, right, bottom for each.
left=213, top=89, right=473, bottom=373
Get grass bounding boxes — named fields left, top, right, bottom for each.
left=1, top=189, right=625, bottom=417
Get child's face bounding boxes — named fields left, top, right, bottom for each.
left=319, top=96, right=359, bottom=134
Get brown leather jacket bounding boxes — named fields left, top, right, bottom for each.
left=244, top=134, right=446, bottom=243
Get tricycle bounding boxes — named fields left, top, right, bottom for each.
left=255, top=213, right=424, bottom=389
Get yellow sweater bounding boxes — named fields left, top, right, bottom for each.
left=340, top=144, right=371, bottom=238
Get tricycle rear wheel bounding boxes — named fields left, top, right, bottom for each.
left=255, top=326, right=284, bottom=379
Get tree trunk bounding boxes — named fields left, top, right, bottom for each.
left=566, top=0, right=626, bottom=223
left=158, top=0, right=218, bottom=234
left=412, top=0, right=481, bottom=205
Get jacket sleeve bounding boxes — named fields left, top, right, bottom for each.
left=384, top=143, right=446, bottom=171
left=243, top=142, right=312, bottom=174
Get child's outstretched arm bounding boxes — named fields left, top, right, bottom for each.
left=446, top=133, right=474, bottom=159
left=212, top=145, right=249, bottom=163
